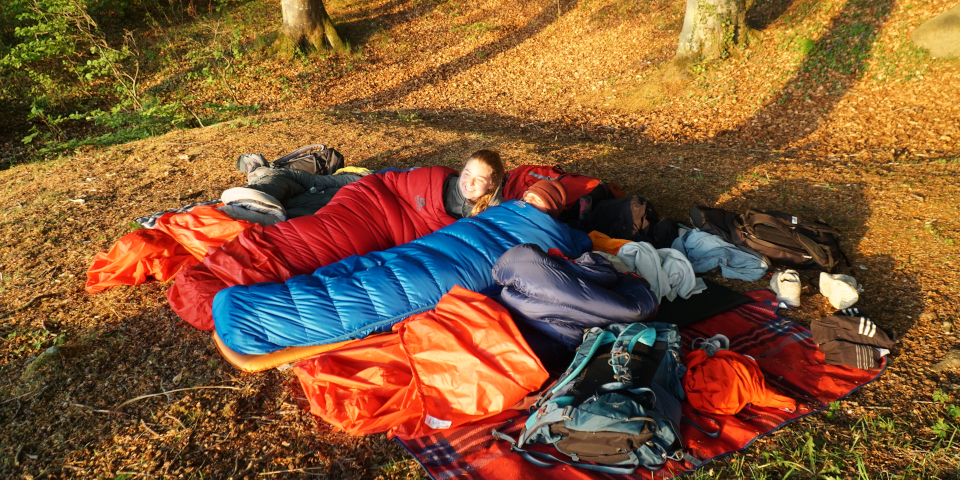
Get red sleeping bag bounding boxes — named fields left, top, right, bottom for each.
left=169, top=166, right=457, bottom=330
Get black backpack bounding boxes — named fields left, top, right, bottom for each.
left=732, top=209, right=848, bottom=272
left=580, top=196, right=678, bottom=249
left=236, top=144, right=344, bottom=176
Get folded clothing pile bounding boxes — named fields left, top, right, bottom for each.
left=811, top=308, right=896, bottom=369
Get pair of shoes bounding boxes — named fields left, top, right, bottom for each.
left=770, top=269, right=801, bottom=308
left=693, top=334, right=730, bottom=357
left=820, top=272, right=862, bottom=309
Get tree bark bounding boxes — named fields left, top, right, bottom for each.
left=675, top=0, right=754, bottom=60
left=275, top=0, right=346, bottom=55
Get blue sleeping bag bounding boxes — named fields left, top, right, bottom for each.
left=213, top=201, right=592, bottom=354
left=491, top=243, right=659, bottom=371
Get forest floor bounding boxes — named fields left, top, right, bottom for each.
left=1, top=0, right=960, bottom=478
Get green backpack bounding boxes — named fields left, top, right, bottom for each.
left=494, top=322, right=701, bottom=474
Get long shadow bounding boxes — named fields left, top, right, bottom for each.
left=718, top=0, right=897, bottom=150
left=333, top=0, right=580, bottom=111
left=335, top=0, right=433, bottom=45
left=746, top=0, right=800, bottom=31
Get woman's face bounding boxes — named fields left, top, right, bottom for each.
left=459, top=159, right=494, bottom=203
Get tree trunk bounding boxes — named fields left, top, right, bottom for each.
left=675, top=0, right=754, bottom=60
left=275, top=0, right=346, bottom=55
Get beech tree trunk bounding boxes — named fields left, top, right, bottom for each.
left=675, top=0, right=754, bottom=60
left=275, top=0, right=346, bottom=55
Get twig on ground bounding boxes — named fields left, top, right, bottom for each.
left=258, top=467, right=327, bottom=476
left=2, top=388, right=39, bottom=404
left=68, top=403, right=129, bottom=416
left=140, top=419, right=161, bottom=437
left=118, top=386, right=241, bottom=408
left=159, top=379, right=172, bottom=402
left=183, top=106, right=205, bottom=128
left=165, top=413, right=186, bottom=430
left=0, top=292, right=59, bottom=319
left=2, top=398, right=22, bottom=428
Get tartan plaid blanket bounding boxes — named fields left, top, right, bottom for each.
left=397, top=291, right=886, bottom=479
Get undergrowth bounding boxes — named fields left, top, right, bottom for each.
left=0, top=0, right=269, bottom=165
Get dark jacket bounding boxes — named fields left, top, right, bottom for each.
left=246, top=168, right=362, bottom=218
left=491, top=243, right=659, bottom=371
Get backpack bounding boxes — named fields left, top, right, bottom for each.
left=689, top=205, right=739, bottom=244
left=493, top=322, right=699, bottom=474
left=732, top=209, right=848, bottom=272
left=236, top=144, right=344, bottom=177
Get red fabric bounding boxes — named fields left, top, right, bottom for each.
left=85, top=206, right=250, bottom=294
left=169, top=166, right=457, bottom=330
left=294, top=286, right=548, bottom=439
left=683, top=350, right=796, bottom=415
left=398, top=291, right=886, bottom=479
left=502, top=165, right=601, bottom=209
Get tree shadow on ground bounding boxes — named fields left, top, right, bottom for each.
left=333, top=0, right=580, bottom=111
left=718, top=0, right=897, bottom=151
left=747, top=0, right=800, bottom=31
left=335, top=0, right=430, bottom=46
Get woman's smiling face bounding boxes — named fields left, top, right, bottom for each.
left=459, top=159, right=494, bottom=202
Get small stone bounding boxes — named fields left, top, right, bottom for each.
left=859, top=265, right=868, bottom=270
left=944, top=322, right=954, bottom=333
left=22, top=346, right=62, bottom=380
left=931, top=349, right=960, bottom=372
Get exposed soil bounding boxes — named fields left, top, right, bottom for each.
left=1, top=0, right=959, bottom=478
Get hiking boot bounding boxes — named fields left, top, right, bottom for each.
left=770, top=269, right=801, bottom=308
left=819, top=272, right=861, bottom=309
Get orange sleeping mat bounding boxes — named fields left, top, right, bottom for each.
left=211, top=331, right=356, bottom=372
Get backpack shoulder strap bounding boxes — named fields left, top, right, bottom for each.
left=537, top=329, right=617, bottom=405
left=609, top=323, right=656, bottom=385
left=272, top=144, right=328, bottom=165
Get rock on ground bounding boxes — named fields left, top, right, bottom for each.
left=911, top=4, right=960, bottom=58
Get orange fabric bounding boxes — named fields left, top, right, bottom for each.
left=294, top=286, right=549, bottom=439
left=683, top=349, right=796, bottom=415
left=85, top=205, right=252, bottom=294
left=588, top=230, right=631, bottom=255
left=153, top=205, right=251, bottom=260
left=85, top=228, right=198, bottom=294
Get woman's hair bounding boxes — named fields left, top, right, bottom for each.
left=466, top=149, right=506, bottom=217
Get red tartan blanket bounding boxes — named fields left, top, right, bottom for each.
left=396, top=291, right=886, bottom=479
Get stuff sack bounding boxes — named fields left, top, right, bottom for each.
left=494, top=323, right=697, bottom=474
left=236, top=144, right=344, bottom=177
left=732, top=209, right=848, bottom=272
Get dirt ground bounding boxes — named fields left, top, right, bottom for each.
left=1, top=0, right=959, bottom=478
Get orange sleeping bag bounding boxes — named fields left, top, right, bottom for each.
left=294, top=286, right=549, bottom=439
left=85, top=205, right=251, bottom=294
